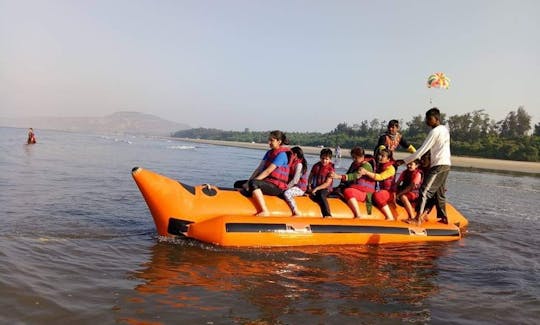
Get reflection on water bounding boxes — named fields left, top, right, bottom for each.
left=116, top=240, right=450, bottom=324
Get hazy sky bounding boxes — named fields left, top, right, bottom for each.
left=1, top=0, right=539, bottom=132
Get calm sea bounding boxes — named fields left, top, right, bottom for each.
left=1, top=127, right=539, bottom=324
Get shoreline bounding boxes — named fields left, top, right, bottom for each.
left=174, top=138, right=540, bottom=175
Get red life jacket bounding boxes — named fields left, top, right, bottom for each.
left=396, top=168, right=422, bottom=194
left=310, top=161, right=334, bottom=191
left=347, top=157, right=376, bottom=193
left=288, top=157, right=309, bottom=191
left=376, top=160, right=395, bottom=191
left=384, top=132, right=402, bottom=152
left=263, top=147, right=290, bottom=190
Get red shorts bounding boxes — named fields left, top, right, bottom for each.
left=343, top=187, right=367, bottom=202
left=373, top=190, right=392, bottom=207
left=399, top=192, right=418, bottom=202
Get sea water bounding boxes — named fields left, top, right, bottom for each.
left=0, top=127, right=539, bottom=324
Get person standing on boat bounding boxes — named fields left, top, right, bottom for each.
left=396, top=107, right=451, bottom=225
left=234, top=130, right=290, bottom=216
left=374, top=120, right=415, bottom=158
left=27, top=128, right=37, bottom=144
left=283, top=146, right=309, bottom=216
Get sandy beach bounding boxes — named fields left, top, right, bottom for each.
left=176, top=138, right=540, bottom=175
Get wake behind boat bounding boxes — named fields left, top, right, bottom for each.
left=132, top=167, right=468, bottom=247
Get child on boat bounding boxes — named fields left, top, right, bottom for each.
left=358, top=148, right=396, bottom=220
left=331, top=146, right=376, bottom=218
left=394, top=159, right=423, bottom=220
left=307, top=148, right=335, bottom=218
left=283, top=146, right=309, bottom=216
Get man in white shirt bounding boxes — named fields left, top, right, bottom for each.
left=397, top=108, right=451, bottom=224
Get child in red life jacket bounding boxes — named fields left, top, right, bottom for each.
left=331, top=146, right=376, bottom=218
left=358, top=148, right=396, bottom=220
left=394, top=159, right=423, bottom=220
left=283, top=146, right=309, bottom=216
left=307, top=148, right=335, bottom=218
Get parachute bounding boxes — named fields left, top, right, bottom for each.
left=427, top=72, right=450, bottom=89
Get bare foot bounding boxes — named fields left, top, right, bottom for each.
left=255, top=211, right=270, bottom=217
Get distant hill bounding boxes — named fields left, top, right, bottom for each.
left=0, top=111, right=190, bottom=136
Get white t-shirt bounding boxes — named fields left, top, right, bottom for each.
left=404, top=125, right=451, bottom=167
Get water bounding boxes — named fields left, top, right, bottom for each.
left=1, top=127, right=539, bottom=324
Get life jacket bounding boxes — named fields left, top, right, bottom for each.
left=383, top=132, right=402, bottom=152
left=396, top=168, right=422, bottom=195
left=346, top=157, right=376, bottom=193
left=263, top=147, right=290, bottom=190
left=310, top=161, right=334, bottom=191
left=376, top=160, right=395, bottom=191
left=288, top=156, right=309, bottom=191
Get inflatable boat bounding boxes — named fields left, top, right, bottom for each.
left=132, top=167, right=468, bottom=247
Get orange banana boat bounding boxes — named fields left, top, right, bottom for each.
left=132, top=167, right=468, bottom=247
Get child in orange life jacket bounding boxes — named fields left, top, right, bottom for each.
left=307, top=148, right=335, bottom=218
left=394, top=159, right=423, bottom=220
left=283, top=146, right=309, bottom=216
left=331, top=146, right=375, bottom=218
left=358, top=148, right=396, bottom=220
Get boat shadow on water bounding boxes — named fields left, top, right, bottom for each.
left=114, top=240, right=453, bottom=324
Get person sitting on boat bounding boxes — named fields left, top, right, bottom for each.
left=374, top=119, right=415, bottom=158
left=283, top=146, right=309, bottom=216
left=234, top=130, right=290, bottom=216
left=307, top=148, right=335, bottom=218
left=394, top=159, right=423, bottom=220
left=358, top=148, right=396, bottom=221
left=27, top=128, right=37, bottom=144
left=396, top=108, right=451, bottom=225
left=331, top=146, right=376, bottom=218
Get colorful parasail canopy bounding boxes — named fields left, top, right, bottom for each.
left=427, top=72, right=450, bottom=89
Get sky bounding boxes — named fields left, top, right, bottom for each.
left=1, top=0, right=539, bottom=132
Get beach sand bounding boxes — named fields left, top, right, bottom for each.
left=175, top=138, right=540, bottom=175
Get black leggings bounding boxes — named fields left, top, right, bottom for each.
left=312, top=189, right=332, bottom=217
left=234, top=179, right=283, bottom=196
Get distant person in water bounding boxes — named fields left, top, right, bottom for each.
left=234, top=130, right=290, bottom=216
left=27, top=128, right=37, bottom=144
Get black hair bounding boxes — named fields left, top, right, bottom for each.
left=350, top=146, right=365, bottom=158
left=425, top=107, right=441, bottom=121
left=388, top=119, right=399, bottom=128
left=291, top=146, right=308, bottom=174
left=269, top=130, right=289, bottom=145
left=320, top=148, right=333, bottom=158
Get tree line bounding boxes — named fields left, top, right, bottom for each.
left=172, top=106, right=540, bottom=162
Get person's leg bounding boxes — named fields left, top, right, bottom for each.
left=284, top=187, right=304, bottom=216
left=374, top=190, right=393, bottom=220
left=316, top=189, right=332, bottom=217
left=252, top=188, right=269, bottom=216
left=248, top=180, right=282, bottom=216
left=400, top=194, right=414, bottom=219
left=415, top=166, right=449, bottom=224
left=434, top=167, right=450, bottom=223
